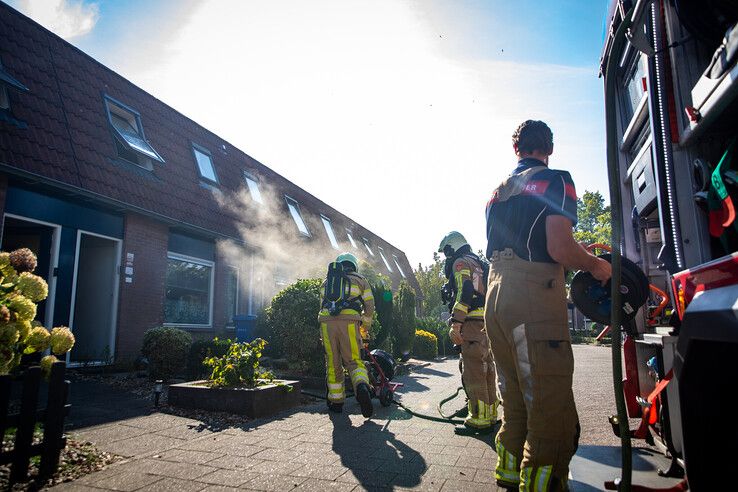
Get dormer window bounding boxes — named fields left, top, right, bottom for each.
left=285, top=196, right=310, bottom=236
left=104, top=95, right=164, bottom=169
left=321, top=215, right=340, bottom=249
left=192, top=144, right=218, bottom=184
left=378, top=247, right=393, bottom=272
left=244, top=171, right=263, bottom=204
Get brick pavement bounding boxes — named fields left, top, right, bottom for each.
left=55, top=346, right=678, bottom=491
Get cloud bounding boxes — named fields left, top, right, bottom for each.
left=16, top=0, right=99, bottom=39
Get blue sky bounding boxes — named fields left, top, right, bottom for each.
left=6, top=0, right=611, bottom=269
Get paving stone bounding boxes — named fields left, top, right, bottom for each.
left=474, top=467, right=496, bottom=483
left=206, top=454, right=262, bottom=470
left=118, top=414, right=195, bottom=431
left=293, top=478, right=356, bottom=491
left=199, top=486, right=243, bottom=492
left=422, top=464, right=478, bottom=481
left=102, top=434, right=186, bottom=458
left=155, top=449, right=224, bottom=465
left=136, top=477, right=208, bottom=491
left=178, top=435, right=238, bottom=452
left=52, top=482, right=116, bottom=491
left=391, top=474, right=447, bottom=492
left=247, top=460, right=303, bottom=476
left=335, top=469, right=396, bottom=487
left=133, top=458, right=218, bottom=480
left=76, top=470, right=163, bottom=491
left=72, top=424, right=148, bottom=444
left=196, top=468, right=261, bottom=487
left=288, top=463, right=349, bottom=481
left=417, top=453, right=460, bottom=466
left=241, top=474, right=307, bottom=491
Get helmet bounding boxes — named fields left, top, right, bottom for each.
left=438, top=231, right=468, bottom=256
left=336, top=252, right=358, bottom=272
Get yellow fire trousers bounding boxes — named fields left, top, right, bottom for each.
left=460, top=319, right=497, bottom=426
left=485, top=252, right=579, bottom=490
left=320, top=315, right=369, bottom=403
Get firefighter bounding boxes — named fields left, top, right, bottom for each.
left=438, top=231, right=498, bottom=431
left=484, top=120, right=611, bottom=490
left=318, top=252, right=375, bottom=418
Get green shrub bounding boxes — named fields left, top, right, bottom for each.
left=256, top=279, right=324, bottom=376
left=413, top=329, right=438, bottom=360
left=187, top=336, right=231, bottom=378
left=416, top=316, right=452, bottom=355
left=204, top=338, right=274, bottom=388
left=392, top=281, right=416, bottom=358
left=141, top=327, right=192, bottom=380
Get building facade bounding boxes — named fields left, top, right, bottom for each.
left=0, top=4, right=419, bottom=363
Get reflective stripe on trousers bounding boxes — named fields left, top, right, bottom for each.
left=494, top=438, right=520, bottom=486
left=520, top=465, right=555, bottom=492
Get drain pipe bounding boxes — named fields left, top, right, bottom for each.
left=604, top=7, right=634, bottom=491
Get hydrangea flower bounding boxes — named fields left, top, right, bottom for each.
left=16, top=272, right=48, bottom=302
left=0, top=323, right=19, bottom=345
left=8, top=294, right=36, bottom=322
left=9, top=248, right=37, bottom=274
left=17, top=320, right=32, bottom=342
left=0, top=252, right=16, bottom=281
left=25, top=326, right=50, bottom=353
left=50, top=327, right=75, bottom=355
left=40, top=354, right=59, bottom=378
left=0, top=306, right=10, bottom=324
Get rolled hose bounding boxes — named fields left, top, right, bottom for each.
left=299, top=388, right=467, bottom=425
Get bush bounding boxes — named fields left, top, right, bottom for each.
left=204, top=338, right=274, bottom=388
left=256, top=279, right=324, bottom=376
left=141, top=327, right=192, bottom=380
left=392, top=281, right=416, bottom=358
left=416, top=316, right=453, bottom=356
left=413, top=330, right=438, bottom=360
left=187, top=336, right=231, bottom=379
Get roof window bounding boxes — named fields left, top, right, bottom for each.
left=393, top=254, right=406, bottom=278
left=0, top=58, right=29, bottom=112
left=378, top=247, right=393, bottom=272
left=104, top=95, right=164, bottom=169
left=244, top=171, right=263, bottom=204
left=346, top=229, right=358, bottom=249
left=362, top=238, right=374, bottom=256
left=192, top=144, right=218, bottom=184
left=285, top=196, right=310, bottom=236
left=321, top=215, right=340, bottom=249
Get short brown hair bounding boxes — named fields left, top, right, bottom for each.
left=512, top=120, right=553, bottom=154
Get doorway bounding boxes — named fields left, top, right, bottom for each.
left=1, top=214, right=60, bottom=327
left=69, top=232, right=121, bottom=364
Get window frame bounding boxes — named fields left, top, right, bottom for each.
left=392, top=254, right=406, bottom=278
left=362, top=237, right=374, bottom=256
left=191, top=143, right=219, bottom=184
left=345, top=229, right=358, bottom=249
left=378, top=247, right=393, bottom=272
left=163, top=252, right=215, bottom=329
left=320, top=215, right=340, bottom=250
left=285, top=195, right=311, bottom=237
left=243, top=171, right=264, bottom=204
left=225, top=265, right=239, bottom=328
left=103, top=94, right=164, bottom=166
left=0, top=58, right=29, bottom=112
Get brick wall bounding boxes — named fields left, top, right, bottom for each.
left=115, top=213, right=168, bottom=361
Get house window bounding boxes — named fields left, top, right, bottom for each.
left=164, top=253, right=214, bottom=327
left=225, top=266, right=239, bottom=325
left=393, top=255, right=406, bottom=278
left=244, top=171, right=263, bottom=204
left=0, top=58, right=29, bottom=111
left=104, top=95, right=164, bottom=169
left=346, top=229, right=358, bottom=249
left=362, top=238, right=374, bottom=256
left=192, top=144, right=218, bottom=183
left=378, top=247, right=393, bottom=272
left=321, top=215, right=340, bottom=249
left=285, top=196, right=310, bottom=236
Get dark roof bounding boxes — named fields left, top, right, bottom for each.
left=0, top=2, right=418, bottom=292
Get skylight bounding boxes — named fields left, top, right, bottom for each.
left=244, top=172, right=263, bottom=204
left=104, top=96, right=164, bottom=165
left=193, top=145, right=218, bottom=183
left=321, top=215, right=340, bottom=249
left=378, top=247, right=393, bottom=272
left=393, top=255, right=406, bottom=278
left=346, top=230, right=358, bottom=249
left=362, top=238, right=374, bottom=256
left=286, top=196, right=310, bottom=236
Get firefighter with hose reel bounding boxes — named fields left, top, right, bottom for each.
left=438, top=231, right=499, bottom=432
left=319, top=252, right=375, bottom=418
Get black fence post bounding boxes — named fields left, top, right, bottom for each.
left=39, top=361, right=68, bottom=479
left=10, top=366, right=41, bottom=483
left=0, top=374, right=11, bottom=443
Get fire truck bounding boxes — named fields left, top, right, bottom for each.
left=600, top=1, right=738, bottom=489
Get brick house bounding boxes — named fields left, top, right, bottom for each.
left=0, top=4, right=420, bottom=363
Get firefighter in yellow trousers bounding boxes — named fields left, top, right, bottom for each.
left=439, top=232, right=498, bottom=430
left=319, top=252, right=375, bottom=418
left=484, top=120, right=611, bottom=490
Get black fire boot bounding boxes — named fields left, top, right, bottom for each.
left=356, top=383, right=373, bottom=418
left=328, top=402, right=343, bottom=413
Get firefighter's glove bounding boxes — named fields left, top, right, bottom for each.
left=449, top=323, right=463, bottom=345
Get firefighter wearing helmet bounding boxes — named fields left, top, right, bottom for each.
left=438, top=231, right=498, bottom=431
left=484, top=120, right=611, bottom=490
left=318, top=252, right=375, bottom=418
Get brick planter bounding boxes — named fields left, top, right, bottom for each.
left=168, top=380, right=301, bottom=418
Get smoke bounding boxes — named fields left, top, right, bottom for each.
left=213, top=180, right=343, bottom=312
